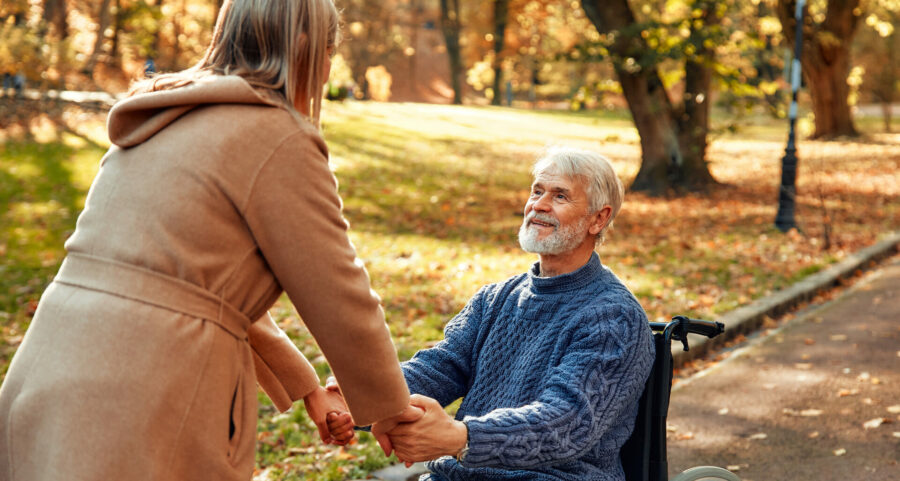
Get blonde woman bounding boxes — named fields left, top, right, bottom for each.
left=0, top=0, right=418, bottom=479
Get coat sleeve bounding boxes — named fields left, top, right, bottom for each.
left=241, top=128, right=409, bottom=426
left=248, top=312, right=321, bottom=412
left=460, top=303, right=654, bottom=470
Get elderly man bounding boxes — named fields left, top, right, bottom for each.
left=332, top=146, right=654, bottom=480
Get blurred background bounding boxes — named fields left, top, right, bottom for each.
left=1, top=1, right=898, bottom=480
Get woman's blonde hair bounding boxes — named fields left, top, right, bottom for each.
left=131, top=0, right=339, bottom=125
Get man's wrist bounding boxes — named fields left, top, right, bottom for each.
left=454, top=420, right=469, bottom=462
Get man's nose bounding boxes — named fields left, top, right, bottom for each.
left=532, top=193, right=552, bottom=212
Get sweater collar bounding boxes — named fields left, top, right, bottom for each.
left=528, top=252, right=604, bottom=294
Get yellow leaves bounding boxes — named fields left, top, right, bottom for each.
left=837, top=388, right=860, bottom=397
left=748, top=433, right=767, bottom=440
left=833, top=448, right=847, bottom=456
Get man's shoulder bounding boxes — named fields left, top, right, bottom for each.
left=477, top=271, right=530, bottom=303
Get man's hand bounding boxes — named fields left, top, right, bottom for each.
left=388, top=394, right=468, bottom=464
left=371, top=403, right=425, bottom=456
left=303, top=385, right=353, bottom=445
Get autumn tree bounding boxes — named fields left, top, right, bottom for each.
left=85, top=0, right=113, bottom=78
left=439, top=0, right=464, bottom=104
left=490, top=0, right=509, bottom=105
left=580, top=0, right=722, bottom=195
left=854, top=1, right=899, bottom=132
left=776, top=0, right=862, bottom=138
left=42, top=0, right=68, bottom=39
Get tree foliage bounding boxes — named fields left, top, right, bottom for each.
left=776, top=0, right=863, bottom=138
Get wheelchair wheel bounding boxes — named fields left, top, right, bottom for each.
left=670, top=465, right=741, bottom=481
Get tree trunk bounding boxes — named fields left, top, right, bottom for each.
left=675, top=0, right=718, bottom=189
left=777, top=0, right=861, bottom=138
left=110, top=0, right=123, bottom=66
left=439, top=0, right=464, bottom=105
left=42, top=0, right=68, bottom=39
left=581, top=0, right=717, bottom=195
left=491, top=0, right=509, bottom=106
left=85, top=0, right=112, bottom=78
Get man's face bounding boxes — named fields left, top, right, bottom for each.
left=518, top=171, right=594, bottom=255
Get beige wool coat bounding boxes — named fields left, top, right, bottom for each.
left=0, top=75, right=410, bottom=481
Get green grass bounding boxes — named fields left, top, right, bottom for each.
left=1, top=101, right=898, bottom=480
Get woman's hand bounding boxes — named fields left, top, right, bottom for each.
left=303, top=385, right=354, bottom=445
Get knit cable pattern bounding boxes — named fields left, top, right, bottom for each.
left=402, top=253, right=655, bottom=481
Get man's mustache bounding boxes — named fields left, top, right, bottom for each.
left=525, top=212, right=559, bottom=227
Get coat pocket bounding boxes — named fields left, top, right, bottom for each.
left=226, top=373, right=243, bottom=463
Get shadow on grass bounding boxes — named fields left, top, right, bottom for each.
left=327, top=120, right=531, bottom=245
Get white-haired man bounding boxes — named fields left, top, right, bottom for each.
left=332, top=147, right=655, bottom=480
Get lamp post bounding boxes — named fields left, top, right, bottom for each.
left=775, top=0, right=806, bottom=232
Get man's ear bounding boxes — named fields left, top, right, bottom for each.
left=588, top=206, right=613, bottom=236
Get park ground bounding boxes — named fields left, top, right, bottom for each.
left=0, top=98, right=898, bottom=480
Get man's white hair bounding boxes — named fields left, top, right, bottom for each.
left=531, top=146, right=624, bottom=244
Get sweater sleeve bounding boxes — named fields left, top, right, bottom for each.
left=460, top=303, right=654, bottom=470
left=401, top=288, right=485, bottom=406
left=242, top=128, right=409, bottom=426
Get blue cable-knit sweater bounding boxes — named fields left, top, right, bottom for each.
left=401, top=253, right=655, bottom=481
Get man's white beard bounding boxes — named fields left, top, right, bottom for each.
left=518, top=212, right=590, bottom=255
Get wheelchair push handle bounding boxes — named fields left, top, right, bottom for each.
left=649, top=315, right=725, bottom=352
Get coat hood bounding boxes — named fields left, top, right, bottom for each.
left=107, top=75, right=288, bottom=148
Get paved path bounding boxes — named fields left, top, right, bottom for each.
left=666, top=255, right=900, bottom=481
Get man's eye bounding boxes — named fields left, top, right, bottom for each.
left=556, top=194, right=567, bottom=200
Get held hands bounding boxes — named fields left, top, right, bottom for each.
left=377, top=394, right=468, bottom=466
left=317, top=387, right=466, bottom=465
left=303, top=384, right=354, bottom=445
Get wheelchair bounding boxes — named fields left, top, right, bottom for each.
left=620, top=316, right=741, bottom=481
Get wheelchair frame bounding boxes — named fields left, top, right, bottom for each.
left=620, top=316, right=741, bottom=481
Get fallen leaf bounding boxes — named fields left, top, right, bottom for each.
left=863, top=398, right=875, bottom=405
left=857, top=372, right=871, bottom=382
left=794, top=363, right=813, bottom=370
left=763, top=383, right=776, bottom=390
left=804, top=338, right=816, bottom=345
left=871, top=377, right=881, bottom=385
left=893, top=432, right=900, bottom=438
left=834, top=448, right=847, bottom=456
left=808, top=431, right=820, bottom=438
left=887, top=405, right=900, bottom=414
left=748, top=433, right=768, bottom=440
left=829, top=334, right=848, bottom=341
left=718, top=408, right=729, bottom=415
left=837, top=388, right=860, bottom=397
left=783, top=408, right=824, bottom=417
left=863, top=418, right=886, bottom=429
left=676, top=432, right=694, bottom=441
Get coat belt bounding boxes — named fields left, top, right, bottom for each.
left=54, top=252, right=252, bottom=341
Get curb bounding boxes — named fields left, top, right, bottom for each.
left=672, top=230, right=900, bottom=366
